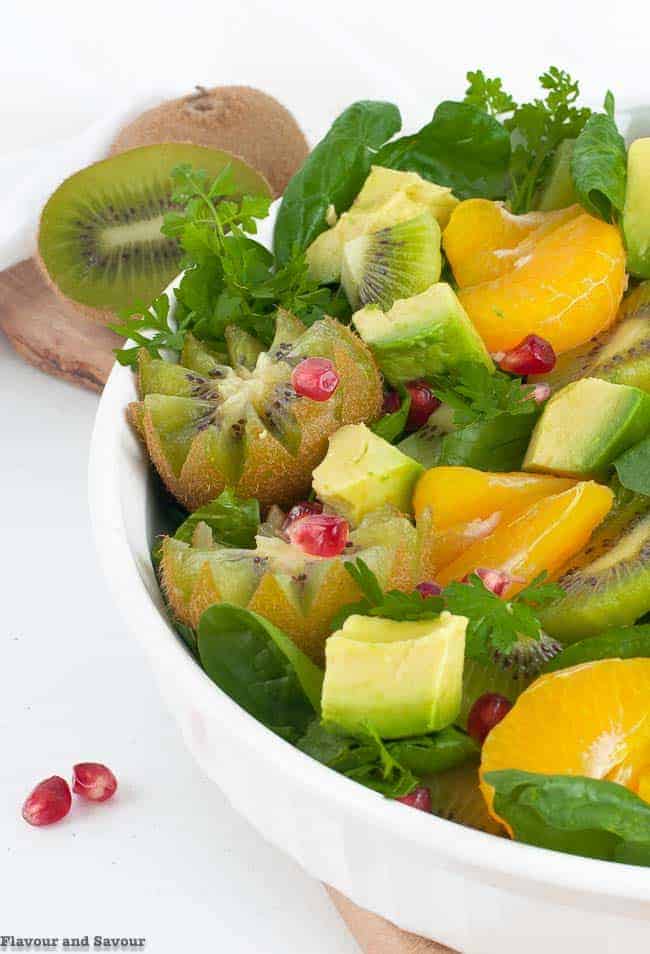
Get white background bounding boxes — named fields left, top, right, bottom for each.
left=1, top=1, right=649, bottom=951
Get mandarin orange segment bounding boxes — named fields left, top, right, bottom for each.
left=443, top=199, right=581, bottom=287
left=444, top=201, right=626, bottom=355
left=435, top=482, right=613, bottom=590
left=480, top=659, right=650, bottom=832
left=412, top=467, right=577, bottom=529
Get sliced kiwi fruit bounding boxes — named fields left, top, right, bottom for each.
left=181, top=333, right=229, bottom=374
left=427, top=763, right=503, bottom=835
left=224, top=325, right=264, bottom=371
left=109, top=85, right=309, bottom=197
left=540, top=484, right=650, bottom=642
left=459, top=634, right=563, bottom=726
left=531, top=282, right=650, bottom=393
left=129, top=316, right=382, bottom=512
left=160, top=507, right=417, bottom=663
left=341, top=213, right=442, bottom=311
left=37, top=143, right=271, bottom=323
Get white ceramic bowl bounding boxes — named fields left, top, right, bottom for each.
left=89, top=112, right=650, bottom=951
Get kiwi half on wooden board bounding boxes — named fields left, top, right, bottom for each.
left=129, top=316, right=382, bottom=513
left=37, top=143, right=271, bottom=324
left=110, top=86, right=309, bottom=197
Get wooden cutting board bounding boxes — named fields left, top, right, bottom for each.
left=0, top=256, right=458, bottom=953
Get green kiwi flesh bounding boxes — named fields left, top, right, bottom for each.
left=427, top=763, right=503, bottom=835
left=341, top=212, right=442, bottom=310
left=225, top=325, right=264, bottom=371
left=531, top=282, right=650, bottom=393
left=38, top=143, right=270, bottom=318
left=540, top=487, right=650, bottom=642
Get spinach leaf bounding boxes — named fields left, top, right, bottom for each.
left=387, top=727, right=478, bottom=776
left=371, top=386, right=411, bottom=443
left=486, top=770, right=650, bottom=866
left=571, top=109, right=627, bottom=222
left=375, top=101, right=510, bottom=200
left=197, top=604, right=323, bottom=742
left=298, top=721, right=417, bottom=797
left=173, top=488, right=260, bottom=549
left=400, top=412, right=538, bottom=472
left=543, top=624, right=650, bottom=673
left=614, top=435, right=650, bottom=496
left=273, top=101, right=402, bottom=264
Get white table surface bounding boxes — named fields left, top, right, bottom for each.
left=2, top=1, right=649, bottom=950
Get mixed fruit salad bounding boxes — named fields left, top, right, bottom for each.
left=117, top=69, right=650, bottom=865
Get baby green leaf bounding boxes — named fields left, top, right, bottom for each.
left=375, top=101, right=510, bottom=200
left=486, top=770, right=650, bottom=866
left=542, top=624, right=650, bottom=673
left=173, top=488, right=260, bottom=549
left=613, top=434, right=650, bottom=495
left=571, top=108, right=627, bottom=221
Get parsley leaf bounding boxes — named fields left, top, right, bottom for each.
left=444, top=572, right=564, bottom=662
left=464, top=70, right=516, bottom=117
left=427, top=363, right=540, bottom=427
left=330, top=558, right=444, bottom=629
left=505, top=67, right=592, bottom=213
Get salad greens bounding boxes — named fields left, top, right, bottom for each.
left=487, top=770, right=650, bottom=865
left=613, top=435, right=650, bottom=496
left=571, top=103, right=627, bottom=222
left=371, top=385, right=411, bottom=443
left=542, top=625, right=650, bottom=673
left=197, top=604, right=323, bottom=742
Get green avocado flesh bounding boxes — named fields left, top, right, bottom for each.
left=312, top=423, right=423, bottom=526
left=540, top=490, right=650, bottom=642
left=322, top=612, right=466, bottom=739
left=352, top=283, right=493, bottom=386
left=623, top=138, right=650, bottom=278
left=38, top=143, right=270, bottom=311
left=524, top=377, right=650, bottom=478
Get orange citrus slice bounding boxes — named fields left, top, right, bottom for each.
left=480, top=659, right=650, bottom=833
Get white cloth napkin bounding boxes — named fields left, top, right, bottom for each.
left=0, top=93, right=173, bottom=272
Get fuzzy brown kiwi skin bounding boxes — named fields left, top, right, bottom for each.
left=110, top=86, right=309, bottom=198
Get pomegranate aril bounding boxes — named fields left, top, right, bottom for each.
left=291, top=358, right=339, bottom=401
left=282, top=500, right=323, bottom=532
left=22, top=776, right=72, bottom=827
left=464, top=567, right=519, bottom=597
left=382, top=390, right=401, bottom=415
left=531, top=383, right=551, bottom=404
left=416, top=580, right=442, bottom=598
left=467, top=693, right=513, bottom=745
left=498, top=335, right=556, bottom=376
left=72, top=762, right=118, bottom=802
left=405, top=380, right=440, bottom=432
left=396, top=786, right=432, bottom=812
left=287, top=513, right=349, bottom=557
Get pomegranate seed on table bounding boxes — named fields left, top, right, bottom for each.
left=467, top=693, right=513, bottom=745
left=282, top=500, right=323, bottom=532
left=72, top=762, right=118, bottom=802
left=396, top=786, right=432, bottom=812
left=287, top=513, right=349, bottom=557
left=22, top=776, right=72, bottom=827
left=291, top=358, right=339, bottom=401
left=382, top=389, right=402, bottom=414
left=405, top=380, right=440, bottom=432
left=497, top=334, right=556, bottom=376
left=416, top=580, right=443, bottom=598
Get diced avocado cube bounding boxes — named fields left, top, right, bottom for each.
left=352, top=283, right=493, bottom=386
left=312, top=423, right=424, bottom=525
left=322, top=611, right=467, bottom=739
left=524, top=377, right=650, bottom=478
left=306, top=166, right=458, bottom=285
